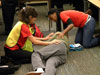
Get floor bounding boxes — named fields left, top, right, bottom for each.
left=0, top=4, right=100, bottom=75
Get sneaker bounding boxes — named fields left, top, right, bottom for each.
left=70, top=43, right=81, bottom=48
left=69, top=43, right=83, bottom=52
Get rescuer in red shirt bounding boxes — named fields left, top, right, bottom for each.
left=48, top=9, right=100, bottom=48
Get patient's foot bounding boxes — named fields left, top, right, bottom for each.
left=25, top=71, right=42, bottom=75
left=26, top=68, right=44, bottom=75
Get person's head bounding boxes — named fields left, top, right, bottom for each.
left=48, top=9, right=58, bottom=22
left=18, top=6, right=38, bottom=24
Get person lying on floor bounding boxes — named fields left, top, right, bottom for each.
left=4, top=6, right=61, bottom=64
left=26, top=32, right=69, bottom=75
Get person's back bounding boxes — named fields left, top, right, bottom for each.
left=60, top=10, right=88, bottom=28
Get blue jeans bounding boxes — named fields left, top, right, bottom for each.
left=75, top=17, right=100, bottom=48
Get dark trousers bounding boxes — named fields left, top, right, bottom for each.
left=75, top=17, right=100, bottom=48
left=1, top=0, right=18, bottom=35
left=4, top=47, right=32, bottom=64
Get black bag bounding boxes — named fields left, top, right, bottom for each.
left=0, top=56, right=21, bottom=74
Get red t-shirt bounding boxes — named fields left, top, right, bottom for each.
left=60, top=10, right=88, bottom=28
left=5, top=24, right=32, bottom=51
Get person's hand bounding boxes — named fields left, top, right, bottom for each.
left=45, top=32, right=54, bottom=40
left=50, top=39, right=62, bottom=44
left=85, top=9, right=92, bottom=15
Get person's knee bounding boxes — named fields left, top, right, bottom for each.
left=31, top=52, right=37, bottom=58
left=47, top=59, right=56, bottom=66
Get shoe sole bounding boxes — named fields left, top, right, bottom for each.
left=25, top=72, right=42, bottom=75
left=69, top=47, right=83, bottom=52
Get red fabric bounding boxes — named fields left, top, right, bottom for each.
left=34, top=24, right=44, bottom=38
left=60, top=10, right=88, bottom=28
left=5, top=24, right=32, bottom=51
left=5, top=24, right=44, bottom=51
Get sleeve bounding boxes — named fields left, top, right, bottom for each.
left=60, top=13, right=70, bottom=23
left=63, top=18, right=73, bottom=29
left=21, top=24, right=32, bottom=38
left=66, top=18, right=73, bottom=25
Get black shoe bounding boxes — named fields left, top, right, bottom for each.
left=0, top=64, right=21, bottom=74
left=0, top=56, right=21, bottom=74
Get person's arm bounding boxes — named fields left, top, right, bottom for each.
left=57, top=18, right=74, bottom=38
left=85, top=4, right=95, bottom=15
left=85, top=9, right=92, bottom=15
left=62, top=18, right=74, bottom=35
left=28, top=35, right=61, bottom=45
left=35, top=32, right=54, bottom=41
left=62, top=24, right=74, bottom=36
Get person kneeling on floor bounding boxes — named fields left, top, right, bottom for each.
left=4, top=6, right=61, bottom=64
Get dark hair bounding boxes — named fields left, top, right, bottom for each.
left=18, top=6, right=38, bottom=24
left=48, top=8, right=63, bottom=31
left=48, top=8, right=58, bottom=16
left=48, top=8, right=63, bottom=16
